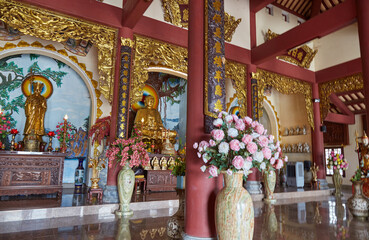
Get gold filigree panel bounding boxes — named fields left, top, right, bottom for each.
left=161, top=0, right=241, bottom=42
left=319, top=73, right=363, bottom=120
left=225, top=61, right=247, bottom=117
left=256, top=69, right=314, bottom=129
left=0, top=40, right=103, bottom=120
left=0, top=0, right=117, bottom=102
left=131, top=35, right=188, bottom=105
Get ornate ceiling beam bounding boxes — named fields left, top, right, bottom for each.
left=325, top=112, right=355, bottom=124
left=252, top=0, right=356, bottom=65
left=315, top=58, right=362, bottom=83
left=122, top=0, right=153, bottom=28
left=250, top=0, right=274, bottom=13
left=329, top=93, right=354, bottom=117
left=310, top=0, right=323, bottom=18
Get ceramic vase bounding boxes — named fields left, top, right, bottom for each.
left=347, top=180, right=369, bottom=220
left=263, top=169, right=277, bottom=203
left=74, top=157, right=85, bottom=194
left=333, top=169, right=343, bottom=196
left=215, top=171, right=254, bottom=240
left=116, top=162, right=135, bottom=216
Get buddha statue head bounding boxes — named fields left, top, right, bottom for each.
left=144, top=95, right=156, bottom=109
left=32, top=81, right=44, bottom=95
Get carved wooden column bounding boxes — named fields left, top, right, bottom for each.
left=184, top=0, right=222, bottom=238
left=104, top=27, right=134, bottom=203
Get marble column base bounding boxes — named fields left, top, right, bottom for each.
left=103, top=185, right=119, bottom=203
left=318, top=179, right=329, bottom=190
left=245, top=180, right=262, bottom=195
left=182, top=232, right=217, bottom=240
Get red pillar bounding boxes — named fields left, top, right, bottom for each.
left=312, top=83, right=326, bottom=181
left=184, top=0, right=222, bottom=238
left=356, top=0, right=369, bottom=129
left=106, top=27, right=133, bottom=186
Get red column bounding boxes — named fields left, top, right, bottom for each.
left=184, top=0, right=222, bottom=238
left=356, top=0, right=369, bottom=129
left=107, top=27, right=133, bottom=186
left=312, top=83, right=326, bottom=180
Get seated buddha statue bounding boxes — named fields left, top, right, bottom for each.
left=134, top=96, right=177, bottom=146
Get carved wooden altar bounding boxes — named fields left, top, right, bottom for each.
left=146, top=170, right=177, bottom=192
left=0, top=151, right=66, bottom=197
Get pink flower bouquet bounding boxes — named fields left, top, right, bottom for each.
left=327, top=150, right=348, bottom=171
left=106, top=127, right=150, bottom=169
left=194, top=111, right=288, bottom=179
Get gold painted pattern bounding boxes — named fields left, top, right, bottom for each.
left=319, top=73, right=363, bottom=120
left=0, top=0, right=117, bottom=102
left=225, top=61, right=247, bottom=117
left=256, top=69, right=314, bottom=129
left=264, top=97, right=281, bottom=141
left=121, top=38, right=134, bottom=48
left=131, top=35, right=187, bottom=105
left=0, top=40, right=103, bottom=120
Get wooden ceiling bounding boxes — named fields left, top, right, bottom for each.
left=274, top=0, right=345, bottom=20
left=329, top=90, right=366, bottom=115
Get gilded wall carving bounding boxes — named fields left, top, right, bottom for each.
left=319, top=73, right=363, bottom=120
left=131, top=35, right=187, bottom=106
left=256, top=69, right=314, bottom=129
left=0, top=40, right=103, bottom=120
left=0, top=0, right=117, bottom=102
left=225, top=61, right=247, bottom=117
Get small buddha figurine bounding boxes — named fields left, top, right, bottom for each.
left=160, top=157, right=168, bottom=170
left=24, top=81, right=47, bottom=143
left=134, top=96, right=177, bottom=147
left=152, top=157, right=160, bottom=170
left=161, top=129, right=176, bottom=155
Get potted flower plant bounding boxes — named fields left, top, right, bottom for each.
left=327, top=150, right=348, bottom=196
left=194, top=111, right=287, bottom=240
left=88, top=116, right=111, bottom=147
left=106, top=126, right=150, bottom=216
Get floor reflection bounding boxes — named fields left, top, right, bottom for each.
left=1, top=196, right=369, bottom=239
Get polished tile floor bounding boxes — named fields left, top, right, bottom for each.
left=1, top=194, right=368, bottom=240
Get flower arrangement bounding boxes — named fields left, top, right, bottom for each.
left=171, top=157, right=186, bottom=176
left=47, top=131, right=55, bottom=137
left=327, top=150, right=348, bottom=171
left=10, top=129, right=19, bottom=135
left=55, top=120, right=74, bottom=143
left=351, top=168, right=365, bottom=182
left=88, top=155, right=106, bottom=178
left=0, top=114, right=11, bottom=139
left=106, top=126, right=150, bottom=168
left=88, top=116, right=111, bottom=146
left=194, top=111, right=287, bottom=179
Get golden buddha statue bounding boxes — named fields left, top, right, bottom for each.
left=24, top=81, right=47, bottom=143
left=134, top=95, right=177, bottom=147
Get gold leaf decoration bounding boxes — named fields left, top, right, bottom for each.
left=131, top=35, right=188, bottom=105
left=224, top=12, right=241, bottom=42
left=121, top=37, right=134, bottom=48
left=256, top=69, right=314, bottom=129
left=225, top=61, right=247, bottom=117
left=319, top=73, right=363, bottom=120
left=0, top=0, right=117, bottom=102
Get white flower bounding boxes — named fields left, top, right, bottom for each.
left=197, top=152, right=202, bottom=158
left=274, top=152, right=279, bottom=159
left=243, top=160, right=252, bottom=171
left=218, top=142, right=229, bottom=154
left=198, top=146, right=203, bottom=152
left=200, top=165, right=207, bottom=172
left=253, top=151, right=264, bottom=162
left=251, top=133, right=260, bottom=139
left=227, top=169, right=233, bottom=175
left=228, top=128, right=238, bottom=138
left=260, top=162, right=266, bottom=170
left=239, top=142, right=245, bottom=149
left=193, top=142, right=198, bottom=149
left=202, top=153, right=209, bottom=163
left=225, top=115, right=233, bottom=123
left=284, top=156, right=288, bottom=162
left=213, top=118, right=223, bottom=127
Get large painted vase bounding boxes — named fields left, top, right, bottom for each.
left=215, top=171, right=254, bottom=240
left=347, top=180, right=369, bottom=220
left=333, top=169, right=343, bottom=196
left=116, top=162, right=135, bottom=216
left=263, top=169, right=276, bottom=203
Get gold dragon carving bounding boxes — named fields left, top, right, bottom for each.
left=131, top=35, right=188, bottom=106
left=0, top=0, right=117, bottom=103
left=256, top=69, right=314, bottom=129
left=225, top=61, right=247, bottom=117
left=161, top=0, right=241, bottom=42
left=319, top=73, right=363, bottom=120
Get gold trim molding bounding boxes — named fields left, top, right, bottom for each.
left=225, top=61, right=247, bottom=117
left=0, top=0, right=117, bottom=103
left=131, top=35, right=188, bottom=105
left=0, top=40, right=103, bottom=120
left=264, top=97, right=282, bottom=142
left=256, top=69, right=314, bottom=129
left=319, top=73, right=363, bottom=120
left=121, top=37, right=134, bottom=48
left=161, top=0, right=241, bottom=42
